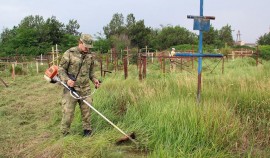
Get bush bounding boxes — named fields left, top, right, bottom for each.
left=9, top=65, right=24, bottom=75
left=171, top=44, right=219, bottom=53
left=258, top=45, right=270, bottom=60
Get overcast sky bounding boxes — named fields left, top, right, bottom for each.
left=1, top=0, right=269, bottom=43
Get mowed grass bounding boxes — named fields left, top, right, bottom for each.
left=0, top=57, right=270, bottom=157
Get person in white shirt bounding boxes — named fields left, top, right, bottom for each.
left=169, top=48, right=176, bottom=72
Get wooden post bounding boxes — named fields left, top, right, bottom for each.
left=256, top=46, right=259, bottom=66
left=116, top=52, right=118, bottom=72
left=137, top=53, right=140, bottom=71
left=110, top=49, right=113, bottom=62
left=41, top=54, right=43, bottom=65
left=181, top=58, right=183, bottom=71
left=127, top=46, right=129, bottom=65
left=151, top=52, right=154, bottom=63
left=100, top=57, right=103, bottom=77
left=123, top=55, right=128, bottom=79
left=222, top=56, right=224, bottom=74
left=106, top=54, right=109, bottom=70
left=56, top=44, right=59, bottom=66
left=52, top=47, right=55, bottom=65
left=121, top=49, right=123, bottom=61
left=139, top=55, right=142, bottom=80
left=142, top=55, right=146, bottom=79
left=12, top=63, right=15, bottom=80
left=0, top=77, right=8, bottom=87
left=162, top=52, right=165, bottom=73
left=192, top=45, right=194, bottom=69
left=36, top=62, right=39, bottom=73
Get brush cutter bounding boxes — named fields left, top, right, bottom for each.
left=44, top=65, right=137, bottom=145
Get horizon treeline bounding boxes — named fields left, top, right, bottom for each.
left=0, top=13, right=269, bottom=57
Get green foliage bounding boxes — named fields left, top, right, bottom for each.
left=220, top=43, right=232, bottom=56
left=126, top=13, right=136, bottom=28
left=65, top=19, right=80, bottom=36
left=93, top=37, right=111, bottom=53
left=8, top=65, right=24, bottom=75
left=171, top=44, right=195, bottom=51
left=218, top=24, right=234, bottom=47
left=203, top=24, right=234, bottom=49
left=0, top=15, right=79, bottom=56
left=128, top=20, right=152, bottom=48
left=103, top=13, right=153, bottom=49
left=60, top=34, right=78, bottom=52
left=155, top=25, right=198, bottom=50
left=203, top=25, right=220, bottom=46
left=109, top=34, right=130, bottom=52
left=258, top=45, right=270, bottom=60
left=0, top=13, right=238, bottom=58
left=103, top=13, right=125, bottom=38
left=170, top=44, right=218, bottom=53
left=257, top=32, right=270, bottom=45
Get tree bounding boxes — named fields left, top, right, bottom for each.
left=0, top=15, right=80, bottom=56
left=126, top=13, right=136, bottom=29
left=257, top=32, right=270, bottom=45
left=18, top=15, right=44, bottom=29
left=128, top=20, right=151, bottom=48
left=110, top=34, right=130, bottom=52
left=218, top=24, right=234, bottom=46
left=65, top=19, right=80, bottom=36
left=0, top=27, right=18, bottom=56
left=103, top=13, right=125, bottom=38
left=94, top=32, right=111, bottom=53
left=155, top=25, right=197, bottom=50
left=43, top=16, right=65, bottom=45
left=203, top=25, right=220, bottom=46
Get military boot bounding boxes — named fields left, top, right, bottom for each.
left=83, top=129, right=92, bottom=137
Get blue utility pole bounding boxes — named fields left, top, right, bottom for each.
left=197, top=0, right=204, bottom=103
left=176, top=0, right=219, bottom=103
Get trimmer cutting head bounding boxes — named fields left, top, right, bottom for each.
left=116, top=132, right=136, bottom=145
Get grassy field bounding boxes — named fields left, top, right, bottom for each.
left=0, top=57, right=270, bottom=157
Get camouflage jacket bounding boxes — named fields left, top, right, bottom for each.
left=58, top=46, right=97, bottom=89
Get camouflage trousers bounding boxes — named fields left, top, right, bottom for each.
left=61, top=87, right=92, bottom=134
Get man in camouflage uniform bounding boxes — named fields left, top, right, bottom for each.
left=58, top=34, right=100, bottom=136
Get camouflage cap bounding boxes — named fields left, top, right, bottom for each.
left=80, top=34, right=93, bottom=48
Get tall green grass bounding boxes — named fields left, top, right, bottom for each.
left=0, top=58, right=269, bottom=157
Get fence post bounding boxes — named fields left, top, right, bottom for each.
left=41, top=54, right=44, bottom=65
left=36, top=62, right=39, bottom=73
left=139, top=54, right=142, bottom=80
left=142, top=55, right=147, bottom=79
left=12, top=63, right=15, bottom=80
left=222, top=56, right=225, bottom=74
left=123, top=55, right=128, bottom=79
left=0, top=77, right=8, bottom=87
left=52, top=47, right=55, bottom=65
left=100, top=56, right=103, bottom=77
left=162, top=52, right=166, bottom=73
left=56, top=44, right=59, bottom=66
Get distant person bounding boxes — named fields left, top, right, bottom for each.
left=58, top=33, right=100, bottom=137
left=169, top=48, right=176, bottom=72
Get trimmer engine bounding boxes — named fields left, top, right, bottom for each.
left=44, top=65, right=59, bottom=83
